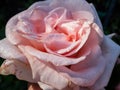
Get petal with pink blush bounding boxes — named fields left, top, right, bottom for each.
left=0, top=59, right=34, bottom=83
left=6, top=14, right=31, bottom=45
left=29, top=8, right=47, bottom=33
left=43, top=33, right=71, bottom=54
left=19, top=45, right=88, bottom=66
left=0, top=38, right=26, bottom=63
left=30, top=0, right=102, bottom=27
left=57, top=21, right=91, bottom=56
left=48, top=7, right=67, bottom=26
left=57, top=45, right=105, bottom=87
left=16, top=19, right=35, bottom=35
left=19, top=46, right=69, bottom=89
left=92, top=23, right=103, bottom=40
left=56, top=20, right=81, bottom=40
left=24, top=0, right=101, bottom=29
left=44, top=7, right=67, bottom=33
left=30, top=8, right=46, bottom=21
left=56, top=40, right=81, bottom=55
left=72, top=11, right=94, bottom=22
left=76, top=23, right=103, bottom=58
left=44, top=40, right=80, bottom=56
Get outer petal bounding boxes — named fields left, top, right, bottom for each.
left=72, top=11, right=94, bottom=22
left=0, top=38, right=26, bottom=63
left=91, top=36, right=120, bottom=90
left=28, top=0, right=53, bottom=10
left=38, top=82, right=56, bottom=90
left=48, top=0, right=94, bottom=12
left=38, top=82, right=79, bottom=90
left=6, top=12, right=32, bottom=45
left=57, top=45, right=106, bottom=87
left=52, top=0, right=103, bottom=26
left=0, top=59, right=34, bottom=83
left=90, top=4, right=103, bottom=30
left=19, top=45, right=69, bottom=90
left=29, top=0, right=102, bottom=25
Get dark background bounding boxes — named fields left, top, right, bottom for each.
left=0, top=0, right=120, bottom=90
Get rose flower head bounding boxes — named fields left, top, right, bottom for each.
left=0, top=0, right=120, bottom=90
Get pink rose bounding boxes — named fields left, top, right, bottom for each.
left=0, top=0, right=120, bottom=90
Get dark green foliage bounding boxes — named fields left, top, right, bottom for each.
left=0, top=0, right=120, bottom=90
left=0, top=75, right=27, bottom=90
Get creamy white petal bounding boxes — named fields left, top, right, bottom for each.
left=0, top=38, right=26, bottom=63
left=0, top=59, right=34, bottom=83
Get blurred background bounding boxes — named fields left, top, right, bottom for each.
left=0, top=0, right=120, bottom=90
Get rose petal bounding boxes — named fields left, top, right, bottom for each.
left=76, top=22, right=103, bottom=57
left=29, top=0, right=101, bottom=25
left=57, top=45, right=105, bottom=87
left=52, top=0, right=102, bottom=26
left=28, top=0, right=52, bottom=10
left=0, top=59, right=34, bottom=83
left=44, top=7, right=67, bottom=33
left=18, top=45, right=89, bottom=66
left=6, top=13, right=31, bottom=45
left=38, top=82, right=55, bottom=90
left=72, top=11, right=94, bottom=22
left=29, top=8, right=46, bottom=34
left=91, top=37, right=120, bottom=89
left=56, top=21, right=91, bottom=56
left=38, top=82, right=80, bottom=90
left=19, top=46, right=69, bottom=90
left=48, top=0, right=94, bottom=12
left=90, top=4, right=103, bottom=30
left=43, top=33, right=71, bottom=54
left=0, top=38, right=26, bottom=63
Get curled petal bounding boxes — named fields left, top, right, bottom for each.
left=57, top=45, right=105, bottom=87
left=18, top=45, right=89, bottom=66
left=0, top=38, right=26, bottom=63
left=29, top=0, right=102, bottom=24
left=56, top=21, right=91, bottom=56
left=38, top=82, right=56, bottom=90
left=0, top=59, right=34, bottom=83
left=45, top=7, right=67, bottom=27
left=44, top=7, right=67, bottom=33
left=19, top=46, right=69, bottom=90
left=76, top=22, right=103, bottom=58
left=6, top=13, right=31, bottom=45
